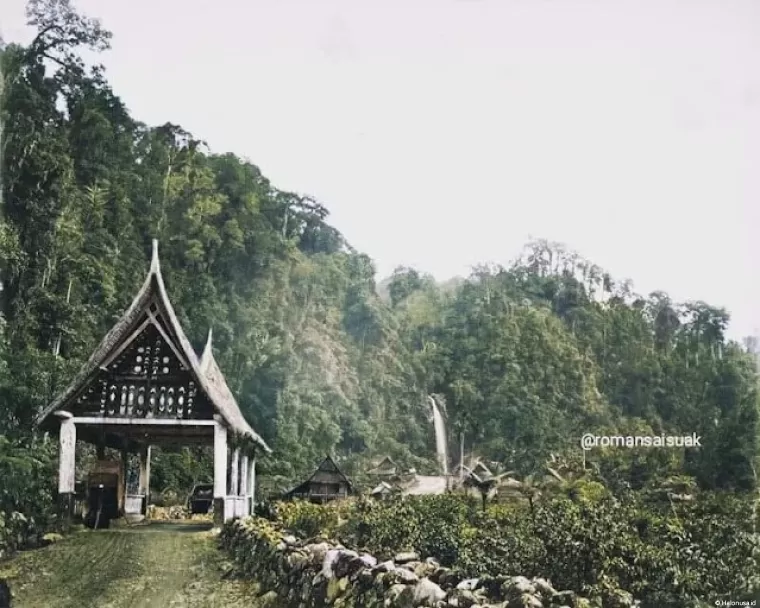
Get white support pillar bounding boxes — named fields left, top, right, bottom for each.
left=239, top=455, right=249, bottom=517
left=57, top=412, right=76, bottom=494
left=213, top=416, right=228, bottom=525
left=139, top=445, right=151, bottom=514
left=230, top=447, right=240, bottom=518
left=55, top=411, right=76, bottom=519
left=249, top=456, right=256, bottom=513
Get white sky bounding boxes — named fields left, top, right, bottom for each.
left=3, top=0, right=759, bottom=339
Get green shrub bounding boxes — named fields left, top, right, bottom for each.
left=359, top=498, right=422, bottom=558
left=275, top=500, right=343, bottom=538
left=457, top=511, right=544, bottom=577
left=269, top=491, right=759, bottom=608
left=0, top=434, right=57, bottom=555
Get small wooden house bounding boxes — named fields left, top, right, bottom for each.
left=370, top=481, right=394, bottom=500
left=367, top=456, right=398, bottom=478
left=283, top=456, right=353, bottom=503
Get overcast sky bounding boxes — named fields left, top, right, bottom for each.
left=3, top=0, right=759, bottom=339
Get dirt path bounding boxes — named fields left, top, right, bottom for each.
left=0, top=522, right=261, bottom=608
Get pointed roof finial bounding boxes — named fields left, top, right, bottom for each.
left=150, top=239, right=160, bottom=273
left=200, top=327, right=214, bottom=371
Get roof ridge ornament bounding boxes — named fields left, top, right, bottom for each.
left=200, top=328, right=214, bottom=372
left=150, top=239, right=160, bottom=274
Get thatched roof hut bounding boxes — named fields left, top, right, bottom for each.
left=283, top=456, right=353, bottom=503
left=367, top=456, right=398, bottom=477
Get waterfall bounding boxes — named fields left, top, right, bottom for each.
left=427, top=395, right=449, bottom=475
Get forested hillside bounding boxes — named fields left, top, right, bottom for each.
left=1, top=0, right=758, bottom=500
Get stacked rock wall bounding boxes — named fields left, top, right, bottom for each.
left=220, top=517, right=634, bottom=608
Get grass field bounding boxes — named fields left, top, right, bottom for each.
left=0, top=522, right=261, bottom=608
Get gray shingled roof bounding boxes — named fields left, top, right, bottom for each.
left=283, top=455, right=353, bottom=497
left=199, top=328, right=269, bottom=451
left=36, top=240, right=271, bottom=454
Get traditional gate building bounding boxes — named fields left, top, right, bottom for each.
left=36, top=240, right=271, bottom=524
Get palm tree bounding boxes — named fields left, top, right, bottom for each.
left=463, top=465, right=516, bottom=512
left=515, top=474, right=543, bottom=521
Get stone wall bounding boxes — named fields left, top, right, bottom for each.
left=220, top=517, right=637, bottom=608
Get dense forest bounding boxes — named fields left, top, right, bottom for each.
left=1, top=0, right=759, bottom=517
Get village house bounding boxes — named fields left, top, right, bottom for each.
left=283, top=456, right=354, bottom=503
left=367, top=456, right=398, bottom=478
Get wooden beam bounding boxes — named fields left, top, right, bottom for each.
left=120, top=448, right=128, bottom=514
left=249, top=457, right=256, bottom=508
left=131, top=436, right=210, bottom=445
left=101, top=317, right=152, bottom=369
left=239, top=455, right=248, bottom=498
left=139, top=445, right=151, bottom=503
left=230, top=447, right=240, bottom=497
left=110, top=374, right=188, bottom=383
left=146, top=311, right=191, bottom=369
left=70, top=417, right=215, bottom=426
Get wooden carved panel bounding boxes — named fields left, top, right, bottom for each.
left=108, top=322, right=186, bottom=379
left=101, top=380, right=197, bottom=419
left=73, top=320, right=211, bottom=420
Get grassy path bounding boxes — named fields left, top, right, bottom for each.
left=0, top=522, right=261, bottom=608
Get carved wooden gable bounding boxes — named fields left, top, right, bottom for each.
left=71, top=307, right=212, bottom=420
left=40, top=240, right=271, bottom=454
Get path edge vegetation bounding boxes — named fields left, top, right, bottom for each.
left=216, top=493, right=759, bottom=607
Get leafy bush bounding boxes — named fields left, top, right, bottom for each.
left=566, top=479, right=609, bottom=504
left=0, top=435, right=56, bottom=520
left=457, top=511, right=544, bottom=577
left=269, top=491, right=759, bottom=608
left=413, top=494, right=474, bottom=565
left=358, top=499, right=421, bottom=557
left=275, top=500, right=344, bottom=538
left=353, top=494, right=480, bottom=565
left=0, top=434, right=57, bottom=556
